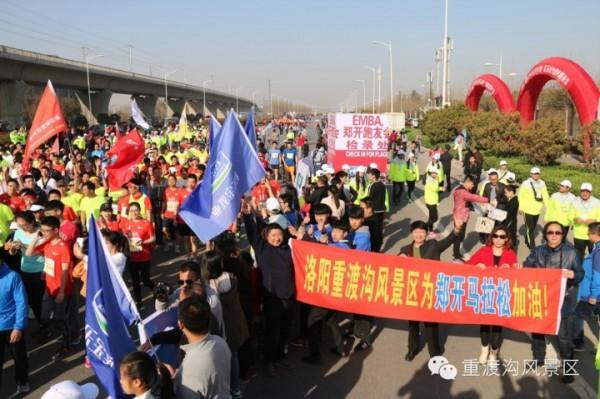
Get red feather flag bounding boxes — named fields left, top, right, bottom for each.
left=106, top=129, right=145, bottom=189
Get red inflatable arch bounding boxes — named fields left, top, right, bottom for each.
left=465, top=74, right=516, bottom=113
left=517, top=57, right=600, bottom=126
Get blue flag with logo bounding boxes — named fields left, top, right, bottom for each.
left=180, top=110, right=265, bottom=241
left=85, top=218, right=137, bottom=399
left=244, top=108, right=257, bottom=151
left=208, top=116, right=222, bottom=151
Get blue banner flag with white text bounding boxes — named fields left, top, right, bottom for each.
left=208, top=116, right=222, bottom=151
left=85, top=217, right=137, bottom=398
left=244, top=108, right=258, bottom=152
left=180, top=111, right=266, bottom=241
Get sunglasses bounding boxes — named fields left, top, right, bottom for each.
left=178, top=279, right=194, bottom=286
left=492, top=234, right=507, bottom=239
left=546, top=230, right=563, bottom=236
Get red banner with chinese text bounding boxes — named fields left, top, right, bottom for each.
left=291, top=239, right=567, bottom=335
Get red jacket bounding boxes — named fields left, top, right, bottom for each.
left=466, top=245, right=517, bottom=268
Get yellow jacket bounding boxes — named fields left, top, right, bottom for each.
left=518, top=178, right=549, bottom=215
left=570, top=197, right=600, bottom=240
left=545, top=192, right=576, bottom=227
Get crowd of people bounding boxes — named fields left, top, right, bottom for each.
left=0, top=116, right=598, bottom=398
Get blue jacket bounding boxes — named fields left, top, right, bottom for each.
left=578, top=242, right=600, bottom=301
left=0, top=263, right=28, bottom=331
left=348, top=226, right=371, bottom=252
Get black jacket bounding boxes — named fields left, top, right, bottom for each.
left=399, top=231, right=457, bottom=260
left=480, top=182, right=507, bottom=209
left=243, top=213, right=295, bottom=299
left=368, top=180, right=387, bottom=213
left=440, top=152, right=453, bottom=172
left=523, top=243, right=583, bottom=289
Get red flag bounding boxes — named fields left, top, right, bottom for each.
left=106, top=129, right=145, bottom=189
left=52, top=135, right=60, bottom=154
left=23, top=80, right=67, bottom=171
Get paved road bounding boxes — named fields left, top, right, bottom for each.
left=2, top=122, right=597, bottom=398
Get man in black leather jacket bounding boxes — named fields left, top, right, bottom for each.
left=522, top=221, right=583, bottom=384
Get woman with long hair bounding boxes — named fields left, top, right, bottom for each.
left=119, top=202, right=155, bottom=309
left=466, top=225, right=517, bottom=365
left=120, top=351, right=174, bottom=399
left=320, top=184, right=345, bottom=221
left=349, top=167, right=368, bottom=205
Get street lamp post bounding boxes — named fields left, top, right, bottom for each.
left=365, top=66, right=376, bottom=113
left=377, top=66, right=382, bottom=111
left=85, top=53, right=104, bottom=118
left=164, top=69, right=178, bottom=120
left=484, top=56, right=503, bottom=79
left=355, top=80, right=366, bottom=112
left=202, top=79, right=212, bottom=117
left=235, top=87, right=243, bottom=114
left=441, top=0, right=449, bottom=107
left=373, top=40, right=393, bottom=112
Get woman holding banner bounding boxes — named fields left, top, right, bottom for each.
left=465, top=225, right=517, bottom=366
left=399, top=218, right=463, bottom=361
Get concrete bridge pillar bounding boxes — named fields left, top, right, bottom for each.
left=0, top=80, right=27, bottom=126
left=167, top=98, right=185, bottom=116
left=133, top=95, right=157, bottom=120
left=77, top=89, right=112, bottom=121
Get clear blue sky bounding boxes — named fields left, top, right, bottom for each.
left=1, top=0, right=599, bottom=111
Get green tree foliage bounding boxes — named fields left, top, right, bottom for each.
left=466, top=111, right=521, bottom=156
left=516, top=117, right=566, bottom=165
left=420, top=103, right=471, bottom=144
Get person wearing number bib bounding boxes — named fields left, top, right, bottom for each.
left=281, top=142, right=297, bottom=183
left=119, top=202, right=155, bottom=310
left=26, top=216, right=73, bottom=360
left=118, top=180, right=152, bottom=222
left=267, top=142, right=281, bottom=181
left=518, top=167, right=549, bottom=249
left=545, top=180, right=576, bottom=240
left=162, top=174, right=183, bottom=253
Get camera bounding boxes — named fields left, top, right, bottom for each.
left=152, top=281, right=173, bottom=304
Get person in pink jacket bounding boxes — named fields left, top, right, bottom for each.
left=452, top=175, right=489, bottom=261
left=466, top=225, right=518, bottom=366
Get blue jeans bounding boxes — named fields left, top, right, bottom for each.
left=572, top=301, right=598, bottom=344
left=230, top=351, right=240, bottom=393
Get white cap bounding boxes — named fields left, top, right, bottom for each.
left=341, top=164, right=350, bottom=171
left=499, top=160, right=507, bottom=166
left=407, top=153, right=415, bottom=158
left=369, top=162, right=378, bottom=169
left=506, top=172, right=516, bottom=182
left=559, top=179, right=572, bottom=188
left=581, top=182, right=593, bottom=192
left=487, top=168, right=498, bottom=175
left=266, top=197, right=281, bottom=212
left=356, top=165, right=367, bottom=173
left=41, top=381, right=99, bottom=399
left=530, top=167, right=541, bottom=174
left=30, top=204, right=45, bottom=212
left=315, top=170, right=325, bottom=177
left=427, top=165, right=439, bottom=174
left=433, top=153, right=440, bottom=160
left=321, top=164, right=329, bottom=171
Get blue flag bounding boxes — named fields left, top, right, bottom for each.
left=244, top=108, right=258, bottom=152
left=85, top=218, right=137, bottom=399
left=208, top=116, right=222, bottom=151
left=179, top=111, right=266, bottom=241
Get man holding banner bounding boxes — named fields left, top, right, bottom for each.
left=522, top=221, right=583, bottom=384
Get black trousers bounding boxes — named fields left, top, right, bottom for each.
left=574, top=238, right=593, bottom=262
left=453, top=223, right=467, bottom=258
left=480, top=325, right=503, bottom=350
left=20, top=271, right=45, bottom=327
left=408, top=321, right=441, bottom=356
left=152, top=210, right=163, bottom=245
left=372, top=212, right=385, bottom=253
left=426, top=204, right=438, bottom=231
left=262, top=295, right=293, bottom=363
left=392, top=182, right=404, bottom=205
left=129, top=261, right=154, bottom=303
left=524, top=213, right=539, bottom=249
left=444, top=169, right=451, bottom=191
left=0, top=330, right=28, bottom=389
left=406, top=180, right=416, bottom=199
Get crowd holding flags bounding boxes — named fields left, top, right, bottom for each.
left=179, top=110, right=265, bottom=242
